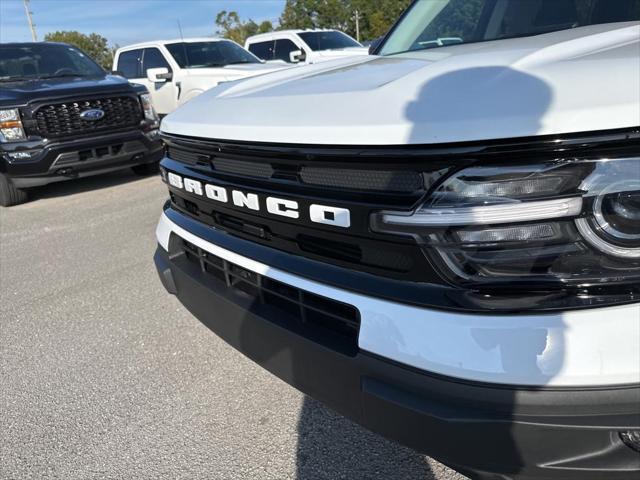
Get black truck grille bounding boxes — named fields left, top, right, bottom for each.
left=162, top=134, right=436, bottom=281
left=34, top=96, right=142, bottom=138
left=166, top=146, right=424, bottom=193
left=181, top=238, right=360, bottom=348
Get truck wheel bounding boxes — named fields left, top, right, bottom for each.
left=0, top=174, right=28, bottom=207
left=131, top=161, right=159, bottom=176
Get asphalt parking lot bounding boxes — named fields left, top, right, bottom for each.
left=0, top=170, right=465, bottom=480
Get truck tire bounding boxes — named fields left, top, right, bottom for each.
left=131, top=161, right=159, bottom=176
left=0, top=174, right=28, bottom=207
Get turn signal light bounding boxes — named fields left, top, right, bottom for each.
left=0, top=109, right=27, bottom=142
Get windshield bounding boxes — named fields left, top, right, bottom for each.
left=380, top=0, right=640, bottom=55
left=0, top=43, right=105, bottom=82
left=166, top=41, right=260, bottom=68
left=298, top=31, right=362, bottom=51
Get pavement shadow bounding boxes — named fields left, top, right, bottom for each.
left=296, top=396, right=436, bottom=480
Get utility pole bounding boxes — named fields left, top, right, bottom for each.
left=353, top=9, right=361, bottom=43
left=23, top=0, right=37, bottom=42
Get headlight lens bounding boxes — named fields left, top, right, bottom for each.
left=373, top=158, right=640, bottom=287
left=0, top=109, right=27, bottom=142
left=139, top=94, right=158, bottom=123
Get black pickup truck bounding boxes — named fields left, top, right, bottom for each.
left=0, top=42, right=163, bottom=206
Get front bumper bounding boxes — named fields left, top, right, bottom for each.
left=1, top=129, right=163, bottom=188
left=155, top=208, right=640, bottom=479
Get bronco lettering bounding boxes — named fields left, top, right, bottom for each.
left=166, top=172, right=350, bottom=228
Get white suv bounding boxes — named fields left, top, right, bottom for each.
left=113, top=38, right=285, bottom=116
left=245, top=29, right=368, bottom=65
left=156, top=1, right=640, bottom=479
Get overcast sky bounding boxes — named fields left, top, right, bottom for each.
left=0, top=0, right=286, bottom=46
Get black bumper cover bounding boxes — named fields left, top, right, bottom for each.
left=1, top=130, right=163, bottom=187
left=154, top=242, right=640, bottom=480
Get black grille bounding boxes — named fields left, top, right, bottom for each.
left=35, top=96, right=142, bottom=138
left=166, top=147, right=207, bottom=165
left=181, top=238, right=360, bottom=346
left=300, top=167, right=423, bottom=192
left=166, top=144, right=424, bottom=193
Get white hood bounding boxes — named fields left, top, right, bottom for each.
left=162, top=23, right=640, bottom=146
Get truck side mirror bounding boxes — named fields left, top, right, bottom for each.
left=147, top=67, right=172, bottom=83
left=289, top=50, right=306, bottom=64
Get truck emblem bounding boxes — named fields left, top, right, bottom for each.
left=167, top=172, right=351, bottom=228
left=79, top=109, right=105, bottom=121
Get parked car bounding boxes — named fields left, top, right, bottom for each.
left=155, top=0, right=640, bottom=479
left=0, top=42, right=163, bottom=207
left=245, top=29, right=368, bottom=65
left=113, top=38, right=286, bottom=116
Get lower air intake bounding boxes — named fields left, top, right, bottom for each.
left=179, top=238, right=361, bottom=351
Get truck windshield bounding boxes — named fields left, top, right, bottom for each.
left=298, top=31, right=362, bottom=51
left=380, top=0, right=640, bottom=55
left=166, top=41, right=261, bottom=68
left=0, top=43, right=105, bottom=82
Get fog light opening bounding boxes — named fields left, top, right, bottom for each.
left=619, top=430, right=640, bottom=453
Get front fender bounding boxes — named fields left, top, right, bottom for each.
left=179, top=88, right=206, bottom=105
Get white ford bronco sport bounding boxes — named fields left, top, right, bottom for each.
left=113, top=38, right=285, bottom=116
left=155, top=1, right=640, bottom=478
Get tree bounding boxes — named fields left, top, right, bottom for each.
left=44, top=31, right=115, bottom=70
left=215, top=10, right=273, bottom=45
left=278, top=0, right=412, bottom=41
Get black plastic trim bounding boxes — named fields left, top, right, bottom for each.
left=155, top=244, right=640, bottom=480
left=160, top=127, right=640, bottom=162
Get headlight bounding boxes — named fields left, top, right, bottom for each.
left=139, top=94, right=158, bottom=123
left=372, top=157, right=640, bottom=288
left=0, top=109, right=26, bottom=142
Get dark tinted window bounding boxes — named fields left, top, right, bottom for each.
left=0, top=43, right=104, bottom=81
left=381, top=0, right=640, bottom=55
left=274, top=39, right=300, bottom=62
left=248, top=41, right=275, bottom=61
left=298, top=31, right=362, bottom=51
left=166, top=41, right=260, bottom=68
left=142, top=48, right=170, bottom=74
left=117, top=49, right=142, bottom=78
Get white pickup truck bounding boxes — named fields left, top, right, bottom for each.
left=113, top=38, right=285, bottom=116
left=245, top=29, right=369, bottom=65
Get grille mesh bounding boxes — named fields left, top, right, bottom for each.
left=35, top=96, right=142, bottom=138
left=214, top=158, right=274, bottom=178
left=166, top=144, right=424, bottom=193
left=300, top=167, right=423, bottom=192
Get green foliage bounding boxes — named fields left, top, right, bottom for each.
left=44, top=31, right=115, bottom=70
left=215, top=10, right=274, bottom=45
left=278, top=0, right=413, bottom=41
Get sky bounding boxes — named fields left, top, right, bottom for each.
left=0, top=0, right=286, bottom=45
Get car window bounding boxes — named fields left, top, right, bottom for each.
left=248, top=41, right=275, bottom=61
left=274, top=39, right=300, bottom=63
left=117, top=49, right=142, bottom=78
left=381, top=0, right=640, bottom=55
left=165, top=41, right=261, bottom=68
left=298, top=31, right=362, bottom=51
left=142, top=48, right=171, bottom=74
left=0, top=43, right=105, bottom=81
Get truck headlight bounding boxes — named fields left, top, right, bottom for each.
left=139, top=94, right=159, bottom=123
left=372, top=157, right=640, bottom=288
left=0, top=109, right=26, bottom=142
